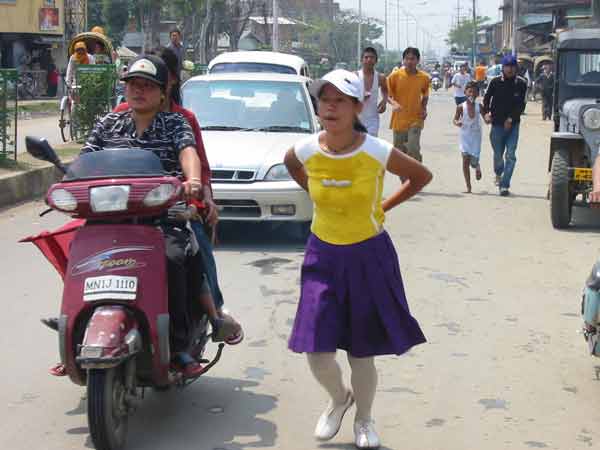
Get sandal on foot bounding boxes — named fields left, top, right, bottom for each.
left=212, top=314, right=244, bottom=345
left=49, top=363, right=67, bottom=377
left=172, top=353, right=205, bottom=379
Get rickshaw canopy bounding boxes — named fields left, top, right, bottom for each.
left=68, top=32, right=114, bottom=60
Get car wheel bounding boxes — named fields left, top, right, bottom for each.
left=550, top=148, right=573, bottom=229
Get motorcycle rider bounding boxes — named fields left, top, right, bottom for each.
left=46, top=55, right=211, bottom=378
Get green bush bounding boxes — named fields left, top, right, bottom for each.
left=74, top=65, right=117, bottom=142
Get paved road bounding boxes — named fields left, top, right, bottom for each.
left=2, top=91, right=600, bottom=450
left=16, top=114, right=64, bottom=154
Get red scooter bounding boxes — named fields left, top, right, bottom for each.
left=21, top=137, right=224, bottom=450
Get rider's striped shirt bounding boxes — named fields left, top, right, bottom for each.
left=81, top=110, right=196, bottom=177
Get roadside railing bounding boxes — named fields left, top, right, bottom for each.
left=0, top=69, right=18, bottom=161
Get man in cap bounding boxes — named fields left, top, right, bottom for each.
left=483, top=54, right=528, bottom=196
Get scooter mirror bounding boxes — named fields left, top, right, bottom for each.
left=25, top=136, right=66, bottom=173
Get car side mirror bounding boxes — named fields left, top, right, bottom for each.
left=25, top=136, right=67, bottom=174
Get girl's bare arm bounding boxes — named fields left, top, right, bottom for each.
left=382, top=149, right=433, bottom=212
left=453, top=106, right=463, bottom=126
left=284, top=148, right=308, bottom=191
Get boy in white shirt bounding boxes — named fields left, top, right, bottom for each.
left=451, top=63, right=472, bottom=105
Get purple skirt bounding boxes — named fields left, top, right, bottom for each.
left=288, top=231, right=426, bottom=358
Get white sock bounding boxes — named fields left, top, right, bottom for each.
left=347, top=355, right=377, bottom=422
left=307, top=352, right=348, bottom=405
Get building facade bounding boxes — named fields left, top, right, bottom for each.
left=0, top=0, right=66, bottom=70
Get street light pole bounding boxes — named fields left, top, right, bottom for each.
left=472, top=0, right=477, bottom=68
left=273, top=0, right=279, bottom=51
left=512, top=0, right=518, bottom=56
left=384, top=0, right=388, bottom=68
left=357, top=0, right=362, bottom=69
left=397, top=0, right=400, bottom=53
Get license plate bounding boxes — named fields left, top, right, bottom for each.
left=83, top=275, right=138, bottom=302
left=573, top=168, right=592, bottom=182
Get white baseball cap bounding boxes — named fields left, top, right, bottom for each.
left=309, top=69, right=364, bottom=102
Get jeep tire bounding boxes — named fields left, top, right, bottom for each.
left=550, top=148, right=573, bottom=229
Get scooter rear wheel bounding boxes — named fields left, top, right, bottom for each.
left=87, top=367, right=129, bottom=450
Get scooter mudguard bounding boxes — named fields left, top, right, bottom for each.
left=583, top=287, right=600, bottom=327
left=63, top=224, right=170, bottom=385
left=77, top=306, right=140, bottom=369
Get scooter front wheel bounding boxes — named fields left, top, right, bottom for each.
left=87, top=367, right=129, bottom=450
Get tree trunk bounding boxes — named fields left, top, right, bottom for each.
left=149, top=0, right=161, bottom=50
left=199, top=0, right=213, bottom=63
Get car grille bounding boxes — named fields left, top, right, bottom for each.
left=215, top=199, right=261, bottom=218
left=212, top=169, right=256, bottom=182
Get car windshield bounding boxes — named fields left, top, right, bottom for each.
left=183, top=79, right=313, bottom=133
left=563, top=51, right=600, bottom=85
left=64, top=149, right=165, bottom=181
left=210, top=62, right=297, bottom=74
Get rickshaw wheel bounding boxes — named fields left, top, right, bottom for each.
left=59, top=100, right=73, bottom=142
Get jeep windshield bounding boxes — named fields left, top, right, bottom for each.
left=564, top=51, right=600, bottom=85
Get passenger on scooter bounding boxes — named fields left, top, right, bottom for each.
left=113, top=47, right=243, bottom=345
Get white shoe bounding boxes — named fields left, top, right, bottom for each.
left=314, top=391, right=354, bottom=441
left=354, top=420, right=381, bottom=449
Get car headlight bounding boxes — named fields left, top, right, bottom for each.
left=143, top=184, right=176, bottom=207
left=50, top=188, right=77, bottom=211
left=583, top=108, right=600, bottom=130
left=90, top=185, right=130, bottom=212
left=265, top=164, right=291, bottom=181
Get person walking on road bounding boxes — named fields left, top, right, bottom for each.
left=451, top=63, right=472, bottom=105
left=453, top=81, right=486, bottom=193
left=483, top=55, right=528, bottom=196
left=536, top=64, right=554, bottom=121
left=475, top=60, right=487, bottom=92
left=357, top=47, right=389, bottom=137
left=387, top=47, right=430, bottom=162
left=284, top=69, right=431, bottom=449
left=167, top=28, right=185, bottom=75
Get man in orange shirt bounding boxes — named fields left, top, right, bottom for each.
left=387, top=47, right=430, bottom=162
left=475, top=60, right=487, bottom=91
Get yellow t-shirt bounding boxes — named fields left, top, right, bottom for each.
left=295, top=133, right=393, bottom=245
left=387, top=68, right=430, bottom=132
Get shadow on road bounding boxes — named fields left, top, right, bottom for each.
left=215, top=222, right=307, bottom=254
left=64, top=377, right=278, bottom=450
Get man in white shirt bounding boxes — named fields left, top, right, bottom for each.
left=451, top=63, right=472, bottom=105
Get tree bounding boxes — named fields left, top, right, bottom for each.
left=325, top=11, right=383, bottom=65
left=216, top=0, right=258, bottom=52
left=102, top=0, right=129, bottom=46
left=447, top=16, right=490, bottom=52
left=87, top=0, right=105, bottom=29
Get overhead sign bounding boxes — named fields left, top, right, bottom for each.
left=39, top=7, right=59, bottom=32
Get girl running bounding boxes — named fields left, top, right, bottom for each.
left=285, top=70, right=432, bottom=449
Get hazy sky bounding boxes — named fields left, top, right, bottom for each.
left=335, top=0, right=504, bottom=54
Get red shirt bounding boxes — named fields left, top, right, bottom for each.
left=114, top=101, right=211, bottom=209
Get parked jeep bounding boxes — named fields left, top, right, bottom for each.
left=549, top=29, right=600, bottom=229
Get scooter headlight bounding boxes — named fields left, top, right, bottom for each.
left=50, top=188, right=78, bottom=211
left=90, top=185, right=130, bottom=212
left=583, top=108, right=600, bottom=130
left=143, top=184, right=176, bottom=207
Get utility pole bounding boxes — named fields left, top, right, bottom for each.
left=406, top=14, right=409, bottom=48
left=273, top=0, right=279, bottom=51
left=397, top=0, right=400, bottom=53
left=384, top=0, right=388, bottom=68
left=357, top=0, right=362, bottom=69
left=472, top=0, right=477, bottom=68
left=512, top=0, right=518, bottom=56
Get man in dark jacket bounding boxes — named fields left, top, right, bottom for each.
left=536, top=64, right=554, bottom=120
left=483, top=55, right=528, bottom=196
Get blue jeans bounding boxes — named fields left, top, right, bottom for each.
left=490, top=123, right=520, bottom=189
left=190, top=221, right=224, bottom=309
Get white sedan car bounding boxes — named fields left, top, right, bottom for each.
left=182, top=72, right=316, bottom=224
